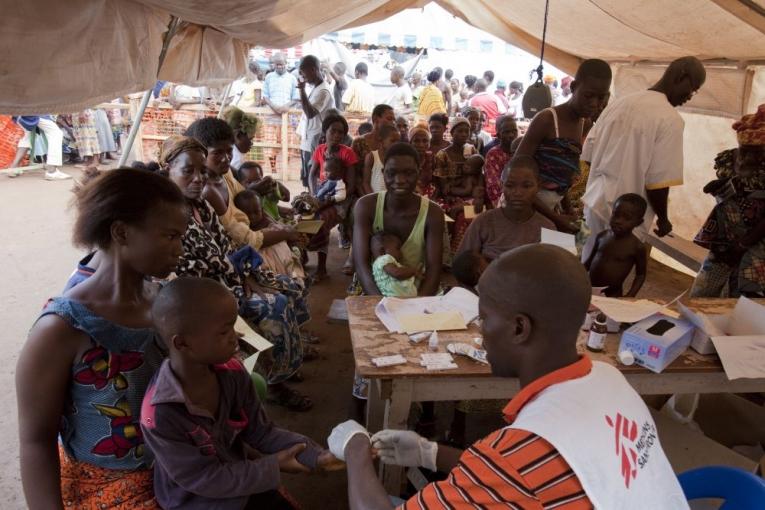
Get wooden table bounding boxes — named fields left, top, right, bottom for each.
left=347, top=296, right=765, bottom=491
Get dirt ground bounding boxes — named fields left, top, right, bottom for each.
left=0, top=166, right=694, bottom=508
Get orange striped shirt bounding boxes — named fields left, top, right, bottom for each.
left=401, top=356, right=594, bottom=510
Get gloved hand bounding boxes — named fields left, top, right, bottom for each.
left=327, top=420, right=370, bottom=461
left=370, top=430, right=438, bottom=471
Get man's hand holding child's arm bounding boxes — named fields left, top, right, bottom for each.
left=276, top=443, right=310, bottom=473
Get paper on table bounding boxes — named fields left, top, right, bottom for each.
left=590, top=293, right=685, bottom=323
left=425, top=286, right=479, bottom=323
left=294, top=220, right=324, bottom=234
left=711, top=336, right=765, bottom=379
left=397, top=311, right=467, bottom=334
left=375, top=290, right=478, bottom=333
left=728, top=297, right=765, bottom=336
left=541, top=228, right=577, bottom=256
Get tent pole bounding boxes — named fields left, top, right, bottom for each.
left=117, top=16, right=181, bottom=167
left=216, top=82, right=234, bottom=118
left=117, top=90, right=152, bottom=167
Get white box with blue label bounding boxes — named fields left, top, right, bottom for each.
left=618, top=314, right=695, bottom=373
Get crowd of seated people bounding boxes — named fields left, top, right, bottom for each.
left=16, top=52, right=765, bottom=509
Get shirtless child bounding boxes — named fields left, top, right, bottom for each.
left=584, top=193, right=648, bottom=297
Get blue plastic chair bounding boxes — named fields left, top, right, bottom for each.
left=678, top=465, right=765, bottom=509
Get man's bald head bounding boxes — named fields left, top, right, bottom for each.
left=152, top=277, right=236, bottom=344
left=479, top=245, right=590, bottom=333
left=657, top=56, right=706, bottom=107
left=477, top=245, right=590, bottom=379
left=474, top=79, right=488, bottom=93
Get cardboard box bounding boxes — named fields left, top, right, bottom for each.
left=679, top=297, right=765, bottom=355
left=618, top=314, right=694, bottom=373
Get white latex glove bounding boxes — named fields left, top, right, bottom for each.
left=327, top=420, right=370, bottom=461
left=370, top=429, right=438, bottom=471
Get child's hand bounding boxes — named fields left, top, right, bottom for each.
left=316, top=450, right=345, bottom=472
left=276, top=443, right=310, bottom=474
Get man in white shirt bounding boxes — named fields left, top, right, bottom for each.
left=342, top=62, right=376, bottom=116
left=297, top=55, right=335, bottom=187
left=507, top=81, right=524, bottom=119
left=388, top=66, right=413, bottom=116
left=581, top=56, right=706, bottom=260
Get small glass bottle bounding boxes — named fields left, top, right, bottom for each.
left=586, top=313, right=608, bottom=352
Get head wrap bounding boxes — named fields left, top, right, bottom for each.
left=561, top=76, right=573, bottom=89
left=159, top=136, right=208, bottom=167
left=543, top=74, right=556, bottom=84
left=221, top=106, right=260, bottom=138
left=450, top=117, right=471, bottom=134
left=408, top=121, right=430, bottom=141
left=732, top=104, right=765, bottom=146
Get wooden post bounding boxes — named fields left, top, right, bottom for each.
left=280, top=112, right=289, bottom=181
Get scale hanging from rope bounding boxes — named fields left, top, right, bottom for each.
left=522, top=0, right=553, bottom=119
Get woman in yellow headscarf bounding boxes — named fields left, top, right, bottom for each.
left=416, top=68, right=447, bottom=121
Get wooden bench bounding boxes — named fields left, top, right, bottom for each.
left=648, top=233, right=708, bottom=272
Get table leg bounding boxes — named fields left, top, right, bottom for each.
left=381, top=379, right=414, bottom=494
left=366, top=378, right=385, bottom=433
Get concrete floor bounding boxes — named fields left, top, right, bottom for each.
left=0, top=165, right=695, bottom=508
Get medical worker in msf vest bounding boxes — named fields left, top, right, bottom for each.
left=328, top=244, right=687, bottom=510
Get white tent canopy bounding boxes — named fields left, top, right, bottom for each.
left=1, top=0, right=763, bottom=114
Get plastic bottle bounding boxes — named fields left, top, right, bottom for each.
left=428, top=331, right=439, bottom=352
left=586, top=313, right=608, bottom=352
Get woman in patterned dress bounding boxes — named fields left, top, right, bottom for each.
left=17, top=168, right=188, bottom=509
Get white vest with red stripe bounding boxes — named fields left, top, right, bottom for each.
left=510, top=361, right=689, bottom=510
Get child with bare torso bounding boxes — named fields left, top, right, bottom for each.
left=584, top=193, right=648, bottom=297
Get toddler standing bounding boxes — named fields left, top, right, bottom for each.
left=584, top=193, right=648, bottom=297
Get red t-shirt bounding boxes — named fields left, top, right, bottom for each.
left=312, top=144, right=359, bottom=181
left=469, top=92, right=505, bottom=135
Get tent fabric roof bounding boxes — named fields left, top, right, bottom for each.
left=1, top=0, right=763, bottom=114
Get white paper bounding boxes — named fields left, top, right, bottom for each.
left=541, top=228, right=577, bottom=256
left=375, top=290, right=478, bottom=333
left=728, top=297, right=765, bottom=336
left=591, top=293, right=685, bottom=324
left=711, top=335, right=765, bottom=379
left=426, top=287, right=479, bottom=323
left=243, top=354, right=259, bottom=373
left=236, top=316, right=273, bottom=374
left=677, top=302, right=726, bottom=336
left=420, top=353, right=454, bottom=365
left=235, top=316, right=273, bottom=352
left=372, top=354, right=408, bottom=367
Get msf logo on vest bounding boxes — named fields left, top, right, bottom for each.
left=605, top=412, right=657, bottom=488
